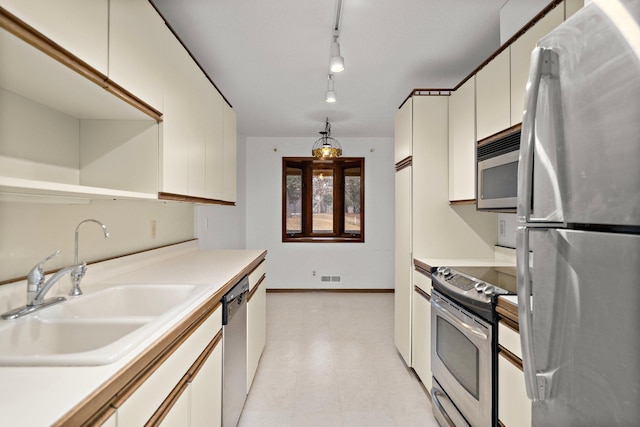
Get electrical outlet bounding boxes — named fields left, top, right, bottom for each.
left=499, top=219, right=506, bottom=237
left=151, top=220, right=157, bottom=239
left=312, top=271, right=316, bottom=277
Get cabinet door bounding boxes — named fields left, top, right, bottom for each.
left=394, top=98, right=413, bottom=163
left=191, top=341, right=223, bottom=427
left=0, top=0, right=108, bottom=74
left=565, top=0, right=584, bottom=19
left=205, top=87, right=225, bottom=200
left=448, top=77, right=476, bottom=201
left=118, top=308, right=221, bottom=426
left=160, top=33, right=195, bottom=196
left=222, top=102, right=237, bottom=203
left=476, top=48, right=510, bottom=141
left=498, top=353, right=531, bottom=427
left=188, top=70, right=210, bottom=199
left=158, top=384, right=190, bottom=427
left=247, top=276, right=266, bottom=392
left=411, top=286, right=431, bottom=389
left=510, top=5, right=563, bottom=125
left=394, top=166, right=412, bottom=365
left=109, top=0, right=165, bottom=111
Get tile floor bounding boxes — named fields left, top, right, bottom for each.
left=238, top=292, right=439, bottom=427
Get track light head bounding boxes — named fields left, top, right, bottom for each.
left=329, top=36, right=344, bottom=73
left=325, top=74, right=337, bottom=103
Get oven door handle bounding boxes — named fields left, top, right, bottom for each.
left=430, top=388, right=457, bottom=427
left=432, top=299, right=488, bottom=340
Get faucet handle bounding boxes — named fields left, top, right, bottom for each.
left=28, top=250, right=62, bottom=290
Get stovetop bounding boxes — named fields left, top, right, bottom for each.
left=431, top=265, right=516, bottom=323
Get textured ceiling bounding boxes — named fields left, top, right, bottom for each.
left=151, top=0, right=521, bottom=138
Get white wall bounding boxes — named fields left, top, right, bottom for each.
left=245, top=137, right=395, bottom=289
left=195, top=132, right=247, bottom=249
left=0, top=199, right=194, bottom=283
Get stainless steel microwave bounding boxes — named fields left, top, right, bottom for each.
left=476, top=128, right=520, bottom=210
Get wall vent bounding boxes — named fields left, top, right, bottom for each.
left=320, top=275, right=342, bottom=283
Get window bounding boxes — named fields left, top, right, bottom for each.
left=283, top=157, right=364, bottom=242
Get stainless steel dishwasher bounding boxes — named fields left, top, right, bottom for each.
left=222, top=276, right=249, bottom=427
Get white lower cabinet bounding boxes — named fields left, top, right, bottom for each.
left=117, top=306, right=222, bottom=427
left=498, top=353, right=531, bottom=427
left=411, top=275, right=431, bottom=389
left=247, top=264, right=266, bottom=392
left=190, top=342, right=223, bottom=427
left=100, top=412, right=117, bottom=427
left=498, top=320, right=531, bottom=427
left=394, top=165, right=412, bottom=366
left=159, top=384, right=190, bottom=427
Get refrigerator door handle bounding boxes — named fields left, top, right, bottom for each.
left=516, top=226, right=541, bottom=401
left=518, top=47, right=562, bottom=224
left=518, top=47, right=544, bottom=223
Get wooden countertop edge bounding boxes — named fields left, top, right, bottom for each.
left=53, top=250, right=267, bottom=426
left=496, top=297, right=519, bottom=325
left=413, top=259, right=433, bottom=278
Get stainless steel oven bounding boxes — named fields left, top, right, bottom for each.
left=431, top=289, right=492, bottom=427
left=430, top=266, right=514, bottom=427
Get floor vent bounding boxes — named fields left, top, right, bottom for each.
left=321, top=275, right=342, bottom=283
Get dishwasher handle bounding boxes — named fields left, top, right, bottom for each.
left=222, top=276, right=249, bottom=325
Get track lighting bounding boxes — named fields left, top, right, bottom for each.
left=329, top=33, right=344, bottom=73
left=325, top=74, right=337, bottom=103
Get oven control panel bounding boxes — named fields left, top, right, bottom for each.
left=435, top=266, right=509, bottom=299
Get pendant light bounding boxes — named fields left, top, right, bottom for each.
left=325, top=74, right=337, bottom=103
left=312, top=118, right=342, bottom=158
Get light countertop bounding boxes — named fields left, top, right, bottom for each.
left=0, top=244, right=265, bottom=426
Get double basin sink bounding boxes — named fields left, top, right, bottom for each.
left=0, top=283, right=212, bottom=366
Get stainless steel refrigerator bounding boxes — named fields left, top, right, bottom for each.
left=516, top=0, right=640, bottom=425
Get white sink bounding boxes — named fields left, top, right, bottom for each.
left=0, top=318, right=147, bottom=366
left=0, top=283, right=212, bottom=366
left=48, top=284, right=203, bottom=319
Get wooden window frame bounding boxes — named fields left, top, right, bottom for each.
left=282, top=157, right=364, bottom=243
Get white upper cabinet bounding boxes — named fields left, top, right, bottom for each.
left=394, top=97, right=413, bottom=163
left=510, top=5, right=563, bottom=125
left=0, top=0, right=108, bottom=74
left=565, top=0, right=584, bottom=19
left=223, top=103, right=237, bottom=203
left=476, top=48, right=511, bottom=141
left=448, top=77, right=476, bottom=201
left=160, top=32, right=194, bottom=196
left=109, top=0, right=165, bottom=111
left=205, top=88, right=225, bottom=201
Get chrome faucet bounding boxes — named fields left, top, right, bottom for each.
left=69, top=219, right=110, bottom=297
left=1, top=250, right=71, bottom=320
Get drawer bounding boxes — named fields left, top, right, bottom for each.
left=249, top=260, right=266, bottom=291
left=413, top=269, right=432, bottom=295
left=499, top=321, right=521, bottom=359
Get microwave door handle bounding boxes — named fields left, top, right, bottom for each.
left=517, top=226, right=542, bottom=401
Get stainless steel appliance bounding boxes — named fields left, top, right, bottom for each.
left=430, top=266, right=513, bottom=427
left=517, top=1, right=640, bottom=425
left=476, top=127, right=520, bottom=210
left=222, top=276, right=249, bottom=427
